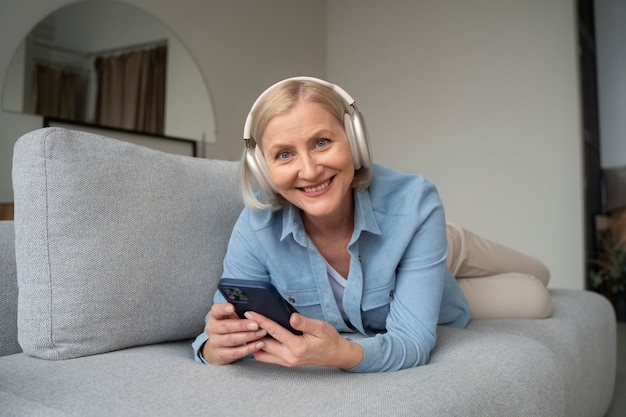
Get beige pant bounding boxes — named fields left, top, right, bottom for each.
left=446, top=222, right=552, bottom=319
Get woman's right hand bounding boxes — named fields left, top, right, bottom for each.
left=201, top=302, right=268, bottom=365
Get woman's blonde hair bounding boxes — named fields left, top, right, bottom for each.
left=241, top=78, right=372, bottom=210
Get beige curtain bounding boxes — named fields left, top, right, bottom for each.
left=94, top=45, right=166, bottom=135
left=32, top=64, right=84, bottom=120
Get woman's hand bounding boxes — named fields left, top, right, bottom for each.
left=202, top=302, right=268, bottom=365
left=243, top=311, right=364, bottom=370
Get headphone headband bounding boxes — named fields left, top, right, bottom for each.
left=243, top=76, right=357, bottom=142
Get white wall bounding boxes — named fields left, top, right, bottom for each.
left=0, top=0, right=585, bottom=289
left=595, top=0, right=626, bottom=169
left=165, top=34, right=215, bottom=149
left=2, top=41, right=25, bottom=113
left=327, top=0, right=583, bottom=289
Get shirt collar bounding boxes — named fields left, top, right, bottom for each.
left=353, top=188, right=382, bottom=239
left=280, top=188, right=381, bottom=246
left=281, top=204, right=306, bottom=244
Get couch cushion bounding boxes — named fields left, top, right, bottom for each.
left=12, top=128, right=242, bottom=359
left=468, top=289, right=616, bottom=417
left=0, top=328, right=564, bottom=417
left=2, top=290, right=608, bottom=417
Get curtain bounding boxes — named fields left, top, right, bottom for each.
left=32, top=64, right=84, bottom=120
left=94, top=45, right=166, bottom=135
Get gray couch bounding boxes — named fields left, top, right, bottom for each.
left=0, top=127, right=617, bottom=416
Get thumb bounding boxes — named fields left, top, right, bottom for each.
left=290, top=313, right=307, bottom=331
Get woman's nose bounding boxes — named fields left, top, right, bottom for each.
left=298, top=153, right=321, bottom=179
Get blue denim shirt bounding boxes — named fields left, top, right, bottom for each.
left=193, top=164, right=470, bottom=372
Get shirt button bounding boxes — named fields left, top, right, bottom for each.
left=289, top=297, right=296, bottom=303
left=389, top=290, right=394, bottom=298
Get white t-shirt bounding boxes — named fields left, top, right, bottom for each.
left=326, top=263, right=350, bottom=324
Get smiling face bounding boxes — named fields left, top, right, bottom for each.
left=260, top=99, right=356, bottom=223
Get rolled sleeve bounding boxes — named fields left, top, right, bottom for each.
left=192, top=332, right=209, bottom=364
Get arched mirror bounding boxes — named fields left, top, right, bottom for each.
left=2, top=1, right=216, bottom=156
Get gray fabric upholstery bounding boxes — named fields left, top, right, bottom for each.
left=0, top=127, right=617, bottom=416
left=0, top=221, right=20, bottom=356
left=12, top=128, right=242, bottom=359
left=470, top=289, right=617, bottom=417
left=0, top=290, right=612, bottom=417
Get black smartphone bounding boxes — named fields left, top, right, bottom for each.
left=217, top=278, right=302, bottom=335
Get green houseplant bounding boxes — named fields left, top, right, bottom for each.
left=590, top=233, right=626, bottom=321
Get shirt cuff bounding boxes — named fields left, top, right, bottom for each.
left=192, top=332, right=209, bottom=364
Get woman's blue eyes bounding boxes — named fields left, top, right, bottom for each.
left=277, top=151, right=292, bottom=160
left=275, top=138, right=330, bottom=160
left=315, top=138, right=330, bottom=148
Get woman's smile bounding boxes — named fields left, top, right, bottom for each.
left=300, top=177, right=334, bottom=195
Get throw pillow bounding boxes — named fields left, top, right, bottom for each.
left=13, top=128, right=242, bottom=359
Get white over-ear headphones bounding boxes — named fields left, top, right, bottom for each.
left=242, top=76, right=371, bottom=194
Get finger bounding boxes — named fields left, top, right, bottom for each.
left=244, top=311, right=297, bottom=343
left=209, top=328, right=268, bottom=348
left=206, top=303, right=262, bottom=336
left=214, top=338, right=267, bottom=362
left=252, top=348, right=290, bottom=367
left=290, top=313, right=305, bottom=332
left=217, top=318, right=262, bottom=334
left=251, top=336, right=308, bottom=368
left=290, top=313, right=324, bottom=335
left=209, top=302, right=239, bottom=320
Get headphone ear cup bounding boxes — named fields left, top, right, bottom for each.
left=344, top=111, right=372, bottom=170
left=343, top=113, right=361, bottom=170
left=245, top=147, right=276, bottom=194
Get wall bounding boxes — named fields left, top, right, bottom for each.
left=0, top=0, right=326, bottom=201
left=327, top=0, right=583, bottom=289
left=0, top=0, right=585, bottom=289
left=595, top=0, right=626, bottom=169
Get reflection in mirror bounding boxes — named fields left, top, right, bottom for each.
left=2, top=1, right=216, bottom=153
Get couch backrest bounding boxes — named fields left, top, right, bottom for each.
left=12, top=128, right=243, bottom=359
left=0, top=220, right=20, bottom=356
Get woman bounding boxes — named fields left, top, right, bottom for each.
left=192, top=77, right=551, bottom=372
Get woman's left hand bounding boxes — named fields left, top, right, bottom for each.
left=243, top=311, right=363, bottom=370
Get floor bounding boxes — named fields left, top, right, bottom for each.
left=605, top=322, right=626, bottom=416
